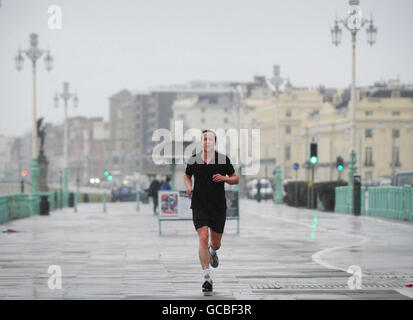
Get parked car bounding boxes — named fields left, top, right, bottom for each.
left=111, top=186, right=149, bottom=203
left=391, top=171, right=413, bottom=187
left=246, top=178, right=273, bottom=200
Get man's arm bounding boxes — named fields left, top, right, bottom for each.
left=184, top=174, right=193, bottom=195
left=212, top=172, right=239, bottom=185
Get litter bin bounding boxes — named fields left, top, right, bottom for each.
left=68, top=192, right=74, bottom=207
left=353, top=173, right=361, bottom=216
left=39, top=195, right=50, bottom=215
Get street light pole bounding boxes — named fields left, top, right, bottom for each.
left=331, top=0, right=377, bottom=213
left=233, top=84, right=244, bottom=198
left=269, top=65, right=286, bottom=204
left=54, top=82, right=78, bottom=207
left=15, top=33, right=53, bottom=214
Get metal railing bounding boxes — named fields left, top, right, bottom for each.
left=334, top=186, right=352, bottom=214
left=0, top=193, right=33, bottom=223
left=0, top=190, right=81, bottom=225
left=367, top=185, right=413, bottom=221
left=335, top=185, right=413, bottom=221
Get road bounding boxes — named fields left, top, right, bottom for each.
left=0, top=199, right=412, bottom=299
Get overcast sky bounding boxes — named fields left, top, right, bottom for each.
left=0, top=0, right=412, bottom=137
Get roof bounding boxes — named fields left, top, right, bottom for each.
left=109, top=89, right=133, bottom=100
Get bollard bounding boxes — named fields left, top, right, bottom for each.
left=136, top=189, right=140, bottom=212
left=68, top=192, right=74, bottom=208
left=39, top=195, right=50, bottom=216
left=74, top=192, right=78, bottom=213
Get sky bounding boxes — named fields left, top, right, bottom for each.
left=0, top=0, right=412, bottom=137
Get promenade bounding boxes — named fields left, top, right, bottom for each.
left=1, top=199, right=412, bottom=300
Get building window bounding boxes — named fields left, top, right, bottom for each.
left=201, top=118, right=205, bottom=124
left=391, top=146, right=401, bottom=167
left=201, top=107, right=205, bottom=113
left=285, top=144, right=291, bottom=161
left=208, top=97, right=218, bottom=104
left=365, top=129, right=373, bottom=138
left=364, top=147, right=374, bottom=167
left=365, top=111, right=373, bottom=116
left=286, top=110, right=292, bottom=117
left=284, top=166, right=292, bottom=179
left=392, top=129, right=400, bottom=138
left=392, top=111, right=400, bottom=116
left=286, top=125, right=291, bottom=134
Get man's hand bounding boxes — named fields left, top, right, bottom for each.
left=184, top=174, right=193, bottom=196
left=212, top=174, right=228, bottom=183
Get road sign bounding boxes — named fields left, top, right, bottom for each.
left=293, top=163, right=300, bottom=171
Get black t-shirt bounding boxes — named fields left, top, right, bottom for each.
left=185, top=151, right=235, bottom=211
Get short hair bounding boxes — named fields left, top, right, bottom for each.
left=202, top=129, right=217, bottom=142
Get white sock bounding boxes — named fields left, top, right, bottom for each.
left=203, top=268, right=211, bottom=278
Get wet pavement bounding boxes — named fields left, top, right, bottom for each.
left=1, top=199, right=413, bottom=300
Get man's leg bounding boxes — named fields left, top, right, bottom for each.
left=197, top=226, right=213, bottom=295
left=210, top=229, right=223, bottom=251
left=209, top=229, right=223, bottom=268
left=196, top=226, right=210, bottom=270
left=153, top=196, right=158, bottom=214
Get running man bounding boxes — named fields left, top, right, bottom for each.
left=184, top=129, right=239, bottom=295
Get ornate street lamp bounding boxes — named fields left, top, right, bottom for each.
left=54, top=82, right=79, bottom=207
left=266, top=64, right=287, bottom=204
left=331, top=0, right=377, bottom=214
left=366, top=16, right=378, bottom=46
left=15, top=33, right=53, bottom=214
left=331, top=20, right=342, bottom=46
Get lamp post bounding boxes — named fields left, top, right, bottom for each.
left=233, top=84, right=245, bottom=198
left=15, top=33, right=53, bottom=214
left=54, top=82, right=78, bottom=207
left=331, top=0, right=377, bottom=213
left=269, top=65, right=286, bottom=204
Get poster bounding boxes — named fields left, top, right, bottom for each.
left=178, top=191, right=193, bottom=219
left=159, top=191, right=179, bottom=219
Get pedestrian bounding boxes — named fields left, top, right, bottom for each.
left=146, top=177, right=161, bottom=214
left=160, top=176, right=172, bottom=191
left=184, top=129, right=239, bottom=296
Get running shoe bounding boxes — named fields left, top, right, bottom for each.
left=208, top=245, right=219, bottom=268
left=202, top=275, right=213, bottom=296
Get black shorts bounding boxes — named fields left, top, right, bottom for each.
left=192, top=207, right=227, bottom=234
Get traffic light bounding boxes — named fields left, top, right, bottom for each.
left=21, top=170, right=28, bottom=178
left=310, top=142, right=318, bottom=164
left=104, top=170, right=112, bottom=181
left=336, top=156, right=344, bottom=171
